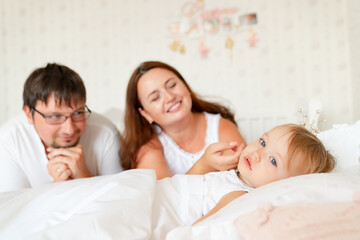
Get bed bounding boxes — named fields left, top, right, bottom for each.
left=0, top=115, right=360, bottom=239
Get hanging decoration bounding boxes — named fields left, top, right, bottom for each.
left=199, top=39, right=210, bottom=59
left=247, top=28, right=258, bottom=48
left=169, top=38, right=186, bottom=54
left=225, top=35, right=234, bottom=62
left=167, top=0, right=259, bottom=59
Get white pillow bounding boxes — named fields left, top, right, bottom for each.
left=166, top=171, right=360, bottom=240
left=318, top=120, right=360, bottom=171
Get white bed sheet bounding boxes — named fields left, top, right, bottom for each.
left=2, top=169, right=360, bottom=240
left=0, top=169, right=203, bottom=240
left=1, top=132, right=360, bottom=240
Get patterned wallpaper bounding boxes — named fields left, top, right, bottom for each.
left=0, top=0, right=358, bottom=131
left=348, top=0, right=360, bottom=121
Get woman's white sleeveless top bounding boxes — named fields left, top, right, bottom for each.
left=156, top=112, right=221, bottom=174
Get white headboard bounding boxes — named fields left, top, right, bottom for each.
left=103, top=99, right=322, bottom=145
left=237, top=113, right=295, bottom=144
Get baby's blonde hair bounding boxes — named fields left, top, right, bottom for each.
left=283, top=124, right=336, bottom=174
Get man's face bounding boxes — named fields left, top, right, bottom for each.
left=23, top=93, right=87, bottom=149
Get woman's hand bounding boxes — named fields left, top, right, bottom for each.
left=187, top=141, right=245, bottom=174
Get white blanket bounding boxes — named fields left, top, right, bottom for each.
left=2, top=169, right=360, bottom=240
left=0, top=169, right=209, bottom=240
left=0, top=170, right=158, bottom=240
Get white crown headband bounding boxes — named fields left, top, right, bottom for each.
left=298, top=108, right=325, bottom=135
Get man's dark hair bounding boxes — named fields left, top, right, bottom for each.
left=23, top=63, right=86, bottom=110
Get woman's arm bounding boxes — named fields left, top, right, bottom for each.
left=193, top=191, right=247, bottom=224
left=136, top=136, right=173, bottom=179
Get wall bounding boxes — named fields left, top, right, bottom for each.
left=348, top=0, right=360, bottom=121
left=0, top=1, right=4, bottom=124
left=0, top=0, right=358, bottom=134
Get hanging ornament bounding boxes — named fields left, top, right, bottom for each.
left=247, top=29, right=258, bottom=48
left=225, top=35, right=234, bottom=50
left=225, top=35, right=234, bottom=62
left=199, top=39, right=210, bottom=59
left=169, top=38, right=180, bottom=52
left=179, top=44, right=186, bottom=54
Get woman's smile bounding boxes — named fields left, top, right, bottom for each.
left=167, top=101, right=182, bottom=113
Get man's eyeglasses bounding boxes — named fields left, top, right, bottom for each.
left=31, top=106, right=92, bottom=125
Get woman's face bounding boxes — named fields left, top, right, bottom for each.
left=137, top=68, right=192, bottom=128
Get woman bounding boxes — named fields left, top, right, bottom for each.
left=120, top=61, right=246, bottom=178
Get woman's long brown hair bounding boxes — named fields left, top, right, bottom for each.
left=120, top=61, right=237, bottom=170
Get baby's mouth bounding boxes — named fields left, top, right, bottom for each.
left=244, top=157, right=252, bottom=170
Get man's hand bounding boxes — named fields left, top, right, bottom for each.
left=47, top=144, right=92, bottom=179
left=47, top=161, right=72, bottom=182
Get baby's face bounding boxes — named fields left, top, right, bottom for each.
left=237, top=126, right=295, bottom=188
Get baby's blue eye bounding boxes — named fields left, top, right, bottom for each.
left=260, top=138, right=266, bottom=147
left=270, top=157, right=277, bottom=166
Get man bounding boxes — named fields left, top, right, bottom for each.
left=0, top=63, right=122, bottom=193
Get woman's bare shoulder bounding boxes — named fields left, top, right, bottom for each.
left=137, top=135, right=163, bottom=160
left=136, top=135, right=172, bottom=178
left=218, top=117, right=246, bottom=145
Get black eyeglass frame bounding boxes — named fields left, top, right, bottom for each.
left=31, top=105, right=92, bottom=125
